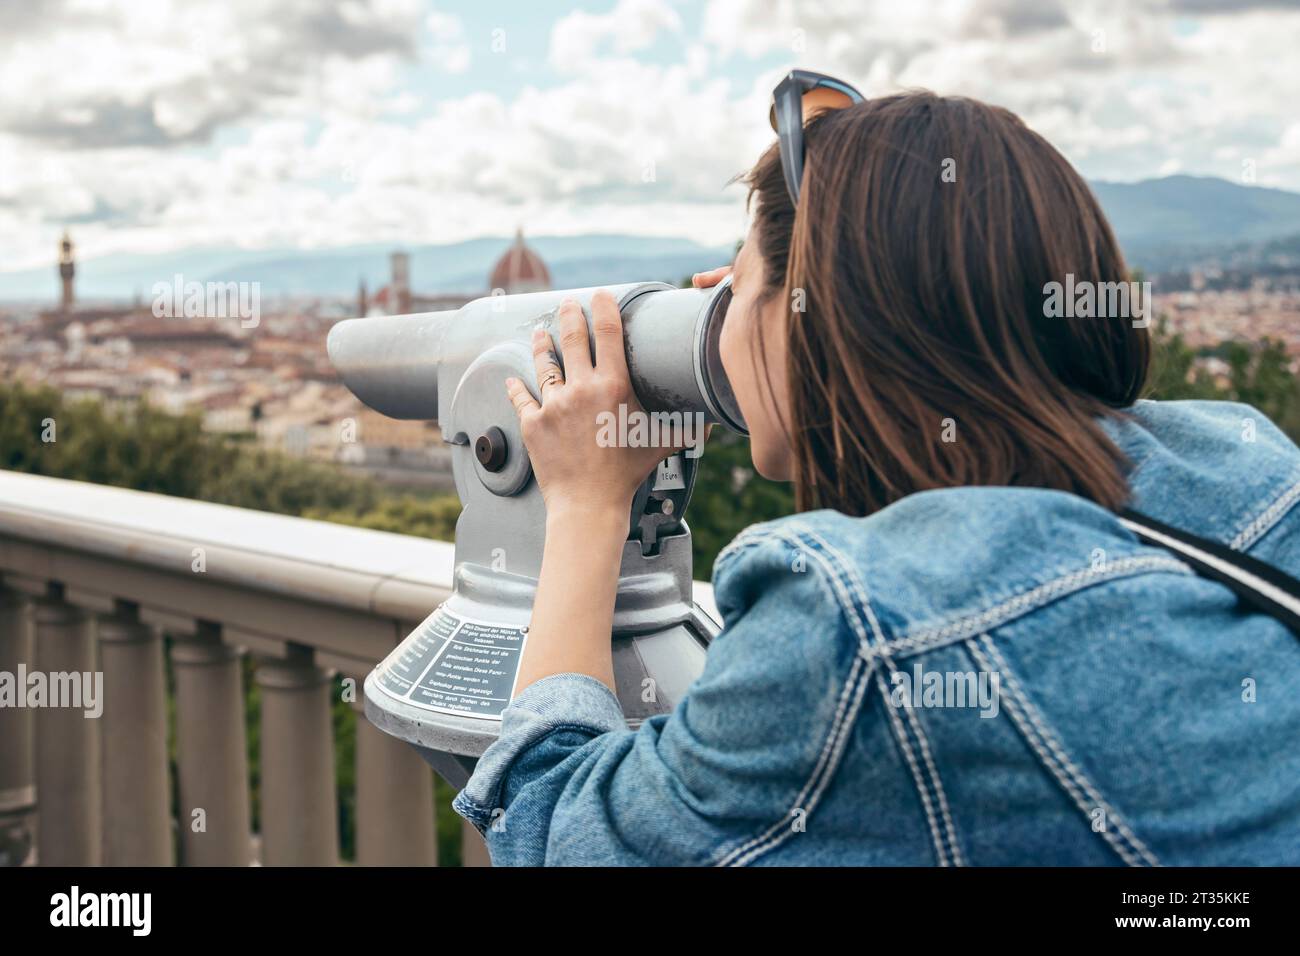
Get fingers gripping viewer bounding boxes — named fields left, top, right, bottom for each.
left=501, top=289, right=686, bottom=694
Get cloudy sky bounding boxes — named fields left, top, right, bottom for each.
left=1, top=0, right=1298, bottom=272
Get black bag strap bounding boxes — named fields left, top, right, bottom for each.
left=1119, top=508, right=1300, bottom=633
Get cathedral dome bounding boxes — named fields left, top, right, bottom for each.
left=489, top=228, right=551, bottom=293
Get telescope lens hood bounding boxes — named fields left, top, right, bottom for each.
left=694, top=275, right=748, bottom=435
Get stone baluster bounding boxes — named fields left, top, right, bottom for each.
left=256, top=648, right=339, bottom=866
left=32, top=585, right=101, bottom=865
left=97, top=602, right=172, bottom=865
left=168, top=620, right=252, bottom=866
left=352, top=693, right=438, bottom=866
left=0, top=588, right=37, bottom=866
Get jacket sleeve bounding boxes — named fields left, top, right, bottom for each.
left=451, top=528, right=865, bottom=866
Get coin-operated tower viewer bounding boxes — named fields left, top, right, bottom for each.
left=327, top=277, right=744, bottom=785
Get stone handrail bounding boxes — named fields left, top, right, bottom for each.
left=0, top=470, right=719, bottom=866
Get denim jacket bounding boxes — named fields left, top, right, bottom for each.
left=453, top=400, right=1300, bottom=865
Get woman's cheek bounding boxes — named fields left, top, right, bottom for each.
left=718, top=298, right=754, bottom=417
left=719, top=301, right=789, bottom=481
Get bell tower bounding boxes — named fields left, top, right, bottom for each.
left=58, top=230, right=75, bottom=312
left=390, top=251, right=411, bottom=314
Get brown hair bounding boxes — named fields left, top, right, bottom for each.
left=744, top=90, right=1149, bottom=515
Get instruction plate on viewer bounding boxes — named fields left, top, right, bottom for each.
left=372, top=607, right=529, bottom=720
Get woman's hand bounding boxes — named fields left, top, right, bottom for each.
left=505, top=287, right=711, bottom=695
left=504, top=289, right=672, bottom=523
left=691, top=265, right=732, bottom=289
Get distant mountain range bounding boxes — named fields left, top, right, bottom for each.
left=2, top=174, right=1299, bottom=302
left=198, top=235, right=742, bottom=300
left=1089, top=175, right=1300, bottom=273
left=0, top=234, right=738, bottom=303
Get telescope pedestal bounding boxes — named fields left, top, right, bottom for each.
left=363, top=532, right=717, bottom=788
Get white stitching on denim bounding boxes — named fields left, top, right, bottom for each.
left=741, top=525, right=960, bottom=865
left=714, top=527, right=1180, bottom=867
left=717, top=651, right=871, bottom=866
left=714, top=524, right=782, bottom=566
left=888, top=683, right=966, bottom=867
left=772, top=525, right=876, bottom=655
left=977, top=636, right=1161, bottom=866
left=801, top=526, right=965, bottom=867
left=712, top=535, right=875, bottom=867
left=963, top=637, right=1141, bottom=866
left=969, top=635, right=1161, bottom=867
left=873, top=669, right=950, bottom=866
left=786, top=526, right=952, bottom=865
left=793, top=527, right=957, bottom=865
left=1231, top=472, right=1300, bottom=552
left=798, top=528, right=890, bottom=645
left=873, top=556, right=1191, bottom=662
left=724, top=655, right=875, bottom=867
left=719, top=522, right=954, bottom=865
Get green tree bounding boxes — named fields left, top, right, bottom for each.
left=688, top=429, right=794, bottom=575
left=308, top=493, right=461, bottom=540
left=1145, top=319, right=1300, bottom=438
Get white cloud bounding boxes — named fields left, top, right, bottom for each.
left=0, top=0, right=423, bottom=148
left=2, top=0, right=1300, bottom=279
left=702, top=0, right=1300, bottom=189
left=427, top=10, right=472, bottom=73
left=549, top=0, right=684, bottom=69
left=0, top=52, right=755, bottom=271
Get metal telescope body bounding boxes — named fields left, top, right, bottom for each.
left=327, top=279, right=743, bottom=786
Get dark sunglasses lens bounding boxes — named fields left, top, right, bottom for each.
left=801, top=86, right=854, bottom=120
left=770, top=83, right=857, bottom=132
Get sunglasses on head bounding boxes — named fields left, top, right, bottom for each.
left=769, top=69, right=866, bottom=206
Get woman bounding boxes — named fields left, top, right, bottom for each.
left=452, top=77, right=1300, bottom=865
